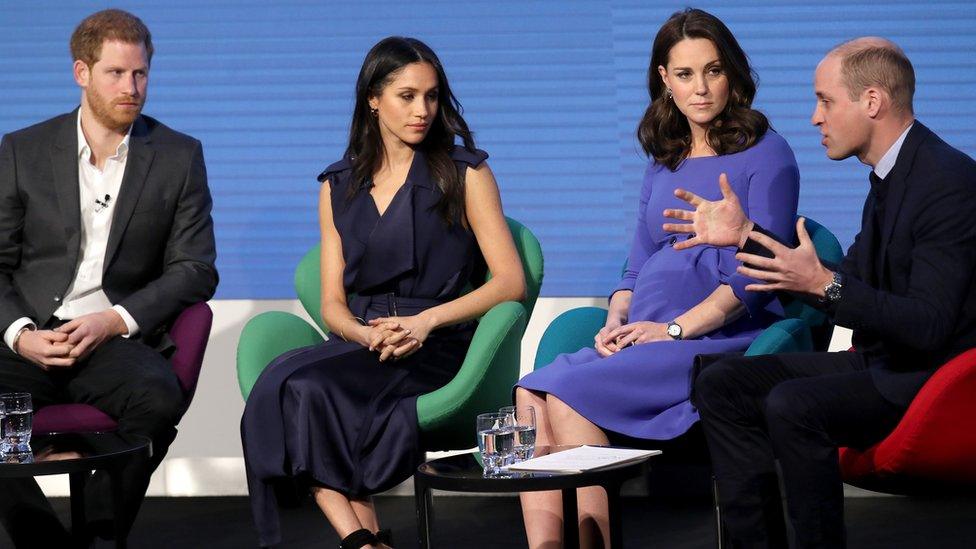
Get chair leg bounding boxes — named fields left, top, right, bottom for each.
left=414, top=478, right=433, bottom=549
left=712, top=475, right=730, bottom=549
left=69, top=472, right=88, bottom=544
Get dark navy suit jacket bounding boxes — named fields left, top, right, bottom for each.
left=749, top=122, right=976, bottom=407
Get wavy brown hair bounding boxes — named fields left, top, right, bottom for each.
left=346, top=37, right=476, bottom=225
left=637, top=8, right=768, bottom=170
left=70, top=9, right=153, bottom=67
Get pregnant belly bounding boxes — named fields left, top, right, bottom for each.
left=628, top=247, right=725, bottom=322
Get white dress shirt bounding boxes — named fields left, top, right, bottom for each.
left=4, top=112, right=139, bottom=352
left=874, top=122, right=914, bottom=180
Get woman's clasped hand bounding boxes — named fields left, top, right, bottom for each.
left=364, top=316, right=432, bottom=361
left=595, top=321, right=671, bottom=357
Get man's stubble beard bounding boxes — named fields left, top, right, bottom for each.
left=85, top=85, right=144, bottom=133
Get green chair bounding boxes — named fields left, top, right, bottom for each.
left=237, top=217, right=544, bottom=451
left=534, top=217, right=842, bottom=372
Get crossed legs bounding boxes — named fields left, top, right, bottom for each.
left=693, top=352, right=905, bottom=548
left=516, top=387, right=611, bottom=549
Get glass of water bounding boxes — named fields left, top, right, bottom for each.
left=476, top=412, right=514, bottom=476
left=500, top=405, right=537, bottom=462
left=0, top=392, right=33, bottom=456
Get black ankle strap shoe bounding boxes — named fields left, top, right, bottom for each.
left=375, top=528, right=393, bottom=546
left=339, top=528, right=377, bottom=548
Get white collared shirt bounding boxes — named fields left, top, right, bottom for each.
left=4, top=112, right=139, bottom=352
left=873, top=122, right=914, bottom=180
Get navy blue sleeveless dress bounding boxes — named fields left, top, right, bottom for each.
left=241, top=147, right=488, bottom=546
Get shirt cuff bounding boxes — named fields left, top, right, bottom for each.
left=738, top=223, right=779, bottom=259
left=4, top=317, right=37, bottom=353
left=111, top=305, right=140, bottom=338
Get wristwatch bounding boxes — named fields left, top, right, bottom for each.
left=666, top=321, right=683, bottom=340
left=821, top=272, right=843, bottom=304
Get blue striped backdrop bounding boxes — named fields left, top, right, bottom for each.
left=1, top=1, right=973, bottom=298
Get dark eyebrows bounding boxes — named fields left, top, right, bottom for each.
left=670, top=58, right=722, bottom=72
left=395, top=86, right=439, bottom=94
left=103, top=64, right=148, bottom=72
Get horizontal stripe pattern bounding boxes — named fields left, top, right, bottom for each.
left=1, top=1, right=973, bottom=297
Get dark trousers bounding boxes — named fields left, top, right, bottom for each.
left=692, top=352, right=906, bottom=549
left=0, top=336, right=182, bottom=547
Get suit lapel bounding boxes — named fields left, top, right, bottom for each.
left=876, top=123, right=927, bottom=286
left=50, top=111, right=82, bottom=272
left=104, top=116, right=154, bottom=271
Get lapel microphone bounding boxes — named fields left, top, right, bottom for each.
left=94, top=194, right=112, bottom=213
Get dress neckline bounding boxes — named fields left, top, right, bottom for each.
left=368, top=151, right=423, bottom=217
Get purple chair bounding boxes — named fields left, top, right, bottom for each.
left=32, top=302, right=214, bottom=435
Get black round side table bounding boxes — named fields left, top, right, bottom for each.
left=413, top=445, right=657, bottom=548
left=0, top=432, right=151, bottom=549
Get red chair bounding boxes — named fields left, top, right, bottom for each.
left=32, top=302, right=214, bottom=435
left=839, top=347, right=976, bottom=493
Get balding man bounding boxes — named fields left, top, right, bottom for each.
left=664, top=38, right=976, bottom=547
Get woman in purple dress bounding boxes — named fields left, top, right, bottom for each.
left=515, top=9, right=799, bottom=547
left=241, top=37, right=525, bottom=549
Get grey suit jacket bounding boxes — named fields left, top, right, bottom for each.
left=0, top=110, right=218, bottom=342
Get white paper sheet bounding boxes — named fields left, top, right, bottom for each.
left=504, top=445, right=661, bottom=473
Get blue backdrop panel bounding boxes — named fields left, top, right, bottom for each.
left=1, top=1, right=973, bottom=298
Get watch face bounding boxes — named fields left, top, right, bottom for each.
left=826, top=283, right=842, bottom=302
left=824, top=273, right=843, bottom=303
left=667, top=323, right=681, bottom=337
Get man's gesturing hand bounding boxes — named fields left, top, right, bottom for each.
left=663, top=173, right=754, bottom=250
left=735, top=218, right=834, bottom=296
left=15, top=330, right=76, bottom=369
left=56, top=310, right=129, bottom=360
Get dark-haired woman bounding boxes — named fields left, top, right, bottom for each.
left=242, top=37, right=525, bottom=548
left=515, top=8, right=799, bottom=547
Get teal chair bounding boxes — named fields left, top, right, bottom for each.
left=534, top=217, right=843, bottom=371
left=529, top=217, right=843, bottom=547
left=237, top=217, right=544, bottom=451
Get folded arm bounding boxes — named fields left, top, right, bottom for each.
left=114, top=141, right=218, bottom=335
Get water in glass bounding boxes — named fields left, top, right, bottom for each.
left=0, top=392, right=32, bottom=455
left=476, top=412, right=513, bottom=476
left=499, top=405, right=536, bottom=462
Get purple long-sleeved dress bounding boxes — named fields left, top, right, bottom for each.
left=517, top=131, right=800, bottom=440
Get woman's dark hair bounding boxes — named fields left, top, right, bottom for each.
left=637, top=8, right=768, bottom=170
left=347, top=36, right=475, bottom=224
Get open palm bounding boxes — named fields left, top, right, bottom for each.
left=662, top=173, right=752, bottom=250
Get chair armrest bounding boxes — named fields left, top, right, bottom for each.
left=237, top=311, right=324, bottom=400
left=846, top=347, right=976, bottom=484
left=744, top=318, right=813, bottom=356
left=534, top=307, right=607, bottom=370
left=417, top=301, right=527, bottom=447
left=169, top=302, right=213, bottom=402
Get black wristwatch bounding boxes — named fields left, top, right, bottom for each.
left=666, top=321, right=683, bottom=340
left=820, top=272, right=843, bottom=304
